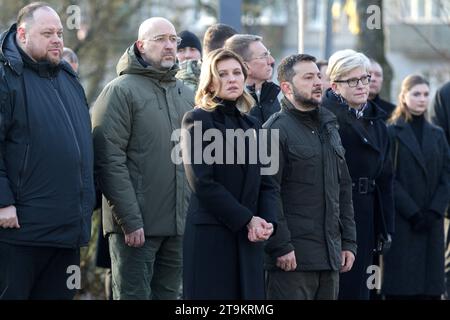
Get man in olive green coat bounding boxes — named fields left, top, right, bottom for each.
left=92, top=17, right=194, bottom=300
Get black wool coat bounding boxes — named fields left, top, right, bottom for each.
left=382, top=117, right=450, bottom=296
left=322, top=89, right=395, bottom=299
left=181, top=105, right=278, bottom=300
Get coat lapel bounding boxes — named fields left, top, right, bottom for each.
left=238, top=115, right=260, bottom=203
left=345, top=114, right=381, bottom=153
left=396, top=121, right=428, bottom=176
left=421, top=121, right=437, bottom=169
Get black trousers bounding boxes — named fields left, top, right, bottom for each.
left=0, top=242, right=80, bottom=300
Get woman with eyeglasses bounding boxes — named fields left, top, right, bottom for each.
left=321, top=49, right=395, bottom=300
left=381, top=75, right=449, bottom=300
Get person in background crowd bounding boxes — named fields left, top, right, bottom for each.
left=368, top=59, right=396, bottom=122
left=264, top=54, right=356, bottom=300
left=322, top=49, right=395, bottom=300
left=382, top=75, right=450, bottom=300
left=316, top=59, right=331, bottom=93
left=225, top=34, right=280, bottom=124
left=428, top=80, right=450, bottom=299
left=181, top=49, right=277, bottom=299
left=0, top=2, right=95, bottom=299
left=92, top=17, right=194, bottom=300
left=176, top=30, right=202, bottom=92
left=62, top=47, right=79, bottom=73
left=202, top=23, right=237, bottom=57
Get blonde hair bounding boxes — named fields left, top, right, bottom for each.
left=327, top=49, right=371, bottom=82
left=195, top=48, right=254, bottom=112
left=388, top=74, right=429, bottom=124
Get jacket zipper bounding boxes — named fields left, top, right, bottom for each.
left=51, top=78, right=84, bottom=246
left=16, top=144, right=29, bottom=200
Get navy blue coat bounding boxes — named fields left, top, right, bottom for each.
left=181, top=105, right=278, bottom=299
left=247, top=81, right=281, bottom=124
left=322, top=89, right=395, bottom=299
left=382, top=117, right=450, bottom=296
left=0, top=24, right=95, bottom=248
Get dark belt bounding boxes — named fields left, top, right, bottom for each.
left=352, top=177, right=376, bottom=194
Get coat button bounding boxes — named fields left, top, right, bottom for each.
left=363, top=138, right=368, bottom=143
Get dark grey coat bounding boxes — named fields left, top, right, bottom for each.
left=263, top=98, right=357, bottom=272
left=382, top=117, right=450, bottom=296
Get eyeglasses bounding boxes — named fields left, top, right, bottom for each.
left=334, top=75, right=371, bottom=87
left=147, top=34, right=182, bottom=45
left=247, top=50, right=271, bottom=61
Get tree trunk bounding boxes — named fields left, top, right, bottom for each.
left=355, top=0, right=393, bottom=101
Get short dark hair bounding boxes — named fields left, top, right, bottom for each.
left=17, top=2, right=52, bottom=26
left=202, top=23, right=237, bottom=56
left=277, top=54, right=317, bottom=83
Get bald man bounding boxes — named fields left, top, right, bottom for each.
left=92, top=17, right=194, bottom=299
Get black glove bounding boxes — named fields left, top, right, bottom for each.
left=409, top=211, right=427, bottom=232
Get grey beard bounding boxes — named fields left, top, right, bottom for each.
left=160, top=60, right=175, bottom=69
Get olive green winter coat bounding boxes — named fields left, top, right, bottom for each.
left=92, top=44, right=194, bottom=236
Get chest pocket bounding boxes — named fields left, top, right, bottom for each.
left=286, top=145, right=317, bottom=185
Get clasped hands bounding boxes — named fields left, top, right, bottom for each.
left=247, top=216, right=273, bottom=242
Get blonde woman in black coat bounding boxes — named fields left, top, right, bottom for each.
left=382, top=75, right=450, bottom=299
left=181, top=49, right=278, bottom=299
left=322, top=50, right=395, bottom=300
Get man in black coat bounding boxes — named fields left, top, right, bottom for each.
left=429, top=80, right=450, bottom=298
left=225, top=34, right=281, bottom=124
left=368, top=59, right=395, bottom=122
left=264, top=54, right=357, bottom=300
left=0, top=3, right=95, bottom=299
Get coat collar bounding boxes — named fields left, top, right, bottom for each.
left=393, top=117, right=433, bottom=176
left=323, top=89, right=381, bottom=153
left=210, top=105, right=260, bottom=203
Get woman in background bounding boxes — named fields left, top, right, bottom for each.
left=382, top=75, right=450, bottom=299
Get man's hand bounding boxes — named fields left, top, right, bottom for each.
left=247, top=216, right=273, bottom=242
left=276, top=250, right=297, bottom=271
left=340, top=250, right=355, bottom=273
left=0, top=205, right=20, bottom=229
left=124, top=228, right=145, bottom=247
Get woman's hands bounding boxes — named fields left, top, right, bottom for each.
left=247, top=216, right=274, bottom=242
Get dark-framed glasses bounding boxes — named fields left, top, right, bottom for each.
left=334, top=75, right=371, bottom=87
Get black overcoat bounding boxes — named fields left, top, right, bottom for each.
left=382, top=117, right=450, bottom=296
left=181, top=105, right=278, bottom=299
left=322, top=89, right=395, bottom=299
